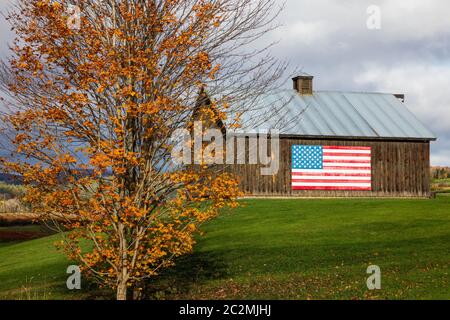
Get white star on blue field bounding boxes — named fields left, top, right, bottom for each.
left=292, top=145, right=323, bottom=170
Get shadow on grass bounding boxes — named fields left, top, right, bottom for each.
left=145, top=251, right=228, bottom=299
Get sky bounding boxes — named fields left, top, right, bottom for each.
left=0, top=0, right=449, bottom=165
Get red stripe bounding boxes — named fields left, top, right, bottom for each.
left=292, top=186, right=372, bottom=191
left=292, top=173, right=371, bottom=177
left=323, top=152, right=371, bottom=157
left=322, top=146, right=371, bottom=150
left=292, top=179, right=371, bottom=183
left=323, top=159, right=371, bottom=164
left=322, top=166, right=372, bottom=170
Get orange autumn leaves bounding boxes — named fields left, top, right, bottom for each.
left=1, top=0, right=241, bottom=297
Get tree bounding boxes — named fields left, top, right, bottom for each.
left=0, top=0, right=286, bottom=300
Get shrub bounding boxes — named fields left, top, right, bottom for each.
left=0, top=182, right=26, bottom=199
left=0, top=198, right=27, bottom=213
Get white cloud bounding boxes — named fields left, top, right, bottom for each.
left=354, top=63, right=450, bottom=132
left=276, top=20, right=335, bottom=46
left=354, top=63, right=450, bottom=166
left=0, top=0, right=15, bottom=56
left=380, top=0, right=450, bottom=40
left=432, top=148, right=450, bottom=167
left=278, top=0, right=450, bottom=44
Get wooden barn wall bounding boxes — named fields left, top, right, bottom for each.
left=224, top=138, right=431, bottom=198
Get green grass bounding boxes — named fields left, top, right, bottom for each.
left=153, top=195, right=450, bottom=300
left=0, top=228, right=101, bottom=300
left=433, top=178, right=450, bottom=183
left=1, top=196, right=449, bottom=300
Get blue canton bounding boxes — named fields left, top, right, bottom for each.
left=292, top=145, right=323, bottom=169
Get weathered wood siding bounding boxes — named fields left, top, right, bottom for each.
left=226, top=137, right=431, bottom=198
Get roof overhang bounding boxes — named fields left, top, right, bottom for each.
left=227, top=131, right=437, bottom=142
left=276, top=134, right=437, bottom=142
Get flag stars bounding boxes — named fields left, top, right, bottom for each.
left=292, top=145, right=323, bottom=169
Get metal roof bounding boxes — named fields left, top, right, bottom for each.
left=232, top=90, right=437, bottom=140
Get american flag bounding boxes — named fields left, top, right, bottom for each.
left=291, top=145, right=372, bottom=191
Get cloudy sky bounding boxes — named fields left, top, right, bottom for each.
left=0, top=0, right=449, bottom=165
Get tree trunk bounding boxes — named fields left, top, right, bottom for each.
left=116, top=222, right=128, bottom=300
left=117, top=281, right=127, bottom=300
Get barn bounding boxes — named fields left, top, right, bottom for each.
left=221, top=73, right=437, bottom=198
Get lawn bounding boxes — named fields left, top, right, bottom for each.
left=0, top=196, right=449, bottom=300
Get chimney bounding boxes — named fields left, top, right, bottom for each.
left=293, top=73, right=313, bottom=95
left=394, top=94, right=405, bottom=103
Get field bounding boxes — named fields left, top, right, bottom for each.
left=0, top=196, right=449, bottom=300
left=432, top=178, right=450, bottom=193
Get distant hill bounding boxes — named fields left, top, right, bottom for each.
left=0, top=173, right=22, bottom=185
left=0, top=169, right=109, bottom=185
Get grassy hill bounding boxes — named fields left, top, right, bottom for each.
left=1, top=196, right=449, bottom=300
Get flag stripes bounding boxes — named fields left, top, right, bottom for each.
left=292, top=145, right=372, bottom=191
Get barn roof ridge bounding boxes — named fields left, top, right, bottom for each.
left=266, top=88, right=402, bottom=96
